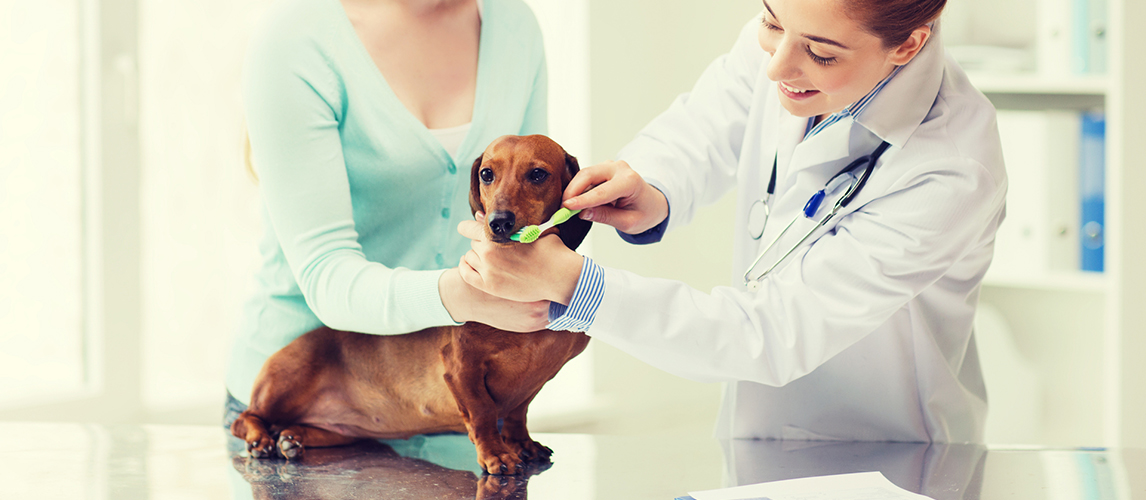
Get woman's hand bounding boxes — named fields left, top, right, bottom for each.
left=438, top=267, right=550, bottom=333
left=562, top=160, right=669, bottom=235
left=457, top=214, right=584, bottom=306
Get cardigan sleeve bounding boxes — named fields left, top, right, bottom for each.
left=242, top=15, right=457, bottom=335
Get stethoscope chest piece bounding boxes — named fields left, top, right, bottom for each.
left=746, top=199, right=770, bottom=240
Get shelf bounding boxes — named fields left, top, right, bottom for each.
left=967, top=72, right=1109, bottom=96
left=982, top=270, right=1108, bottom=293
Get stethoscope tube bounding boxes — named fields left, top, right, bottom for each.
left=743, top=141, right=891, bottom=289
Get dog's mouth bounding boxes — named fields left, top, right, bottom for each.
left=488, top=232, right=515, bottom=245
left=483, top=213, right=549, bottom=245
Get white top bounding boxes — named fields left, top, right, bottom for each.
left=429, top=122, right=473, bottom=160
left=590, top=18, right=1006, bottom=443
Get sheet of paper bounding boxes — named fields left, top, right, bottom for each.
left=688, top=471, right=934, bottom=500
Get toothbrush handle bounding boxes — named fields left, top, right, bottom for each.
left=551, top=207, right=581, bottom=226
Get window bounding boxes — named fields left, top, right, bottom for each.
left=0, top=0, right=87, bottom=406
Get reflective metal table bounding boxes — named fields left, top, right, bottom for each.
left=1, top=422, right=1142, bottom=499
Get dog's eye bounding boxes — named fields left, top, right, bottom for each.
left=528, top=168, right=550, bottom=184
left=480, top=168, right=495, bottom=184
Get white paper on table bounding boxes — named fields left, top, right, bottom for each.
left=688, top=471, right=935, bottom=500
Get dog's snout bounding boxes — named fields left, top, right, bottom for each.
left=488, top=211, right=516, bottom=236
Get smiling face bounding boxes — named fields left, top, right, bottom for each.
left=757, top=0, right=930, bottom=119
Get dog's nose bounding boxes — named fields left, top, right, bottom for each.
left=487, top=211, right=516, bottom=236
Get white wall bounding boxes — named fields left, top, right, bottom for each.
left=579, top=0, right=763, bottom=435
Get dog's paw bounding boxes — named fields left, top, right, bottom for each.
left=277, top=432, right=304, bottom=460
left=479, top=450, right=525, bottom=476
left=507, top=439, right=552, bottom=463
left=245, top=435, right=276, bottom=459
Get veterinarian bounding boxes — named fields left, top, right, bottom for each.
left=459, top=0, right=1005, bottom=443
left=224, top=0, right=553, bottom=421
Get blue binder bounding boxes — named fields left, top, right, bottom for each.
left=1079, top=112, right=1105, bottom=272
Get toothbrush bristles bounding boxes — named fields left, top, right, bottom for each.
left=517, top=226, right=542, bottom=243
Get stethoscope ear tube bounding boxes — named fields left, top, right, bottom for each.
left=840, top=141, right=890, bottom=207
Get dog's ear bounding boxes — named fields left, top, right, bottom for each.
left=469, top=154, right=484, bottom=216
left=562, top=151, right=580, bottom=182
left=557, top=151, right=593, bottom=251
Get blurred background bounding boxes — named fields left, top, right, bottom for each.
left=1, top=0, right=1144, bottom=463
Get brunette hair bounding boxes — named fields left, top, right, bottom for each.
left=843, top=0, right=946, bottom=49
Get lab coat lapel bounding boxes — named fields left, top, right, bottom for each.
left=789, top=118, right=853, bottom=169
left=854, top=27, right=946, bottom=148
left=773, top=111, right=851, bottom=188
left=773, top=109, right=806, bottom=173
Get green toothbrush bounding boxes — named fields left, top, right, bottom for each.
left=509, top=207, right=582, bottom=243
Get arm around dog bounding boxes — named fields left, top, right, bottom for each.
left=437, top=267, right=551, bottom=333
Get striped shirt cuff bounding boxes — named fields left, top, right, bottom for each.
left=546, top=257, right=604, bottom=332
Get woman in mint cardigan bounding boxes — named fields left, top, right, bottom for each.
left=224, top=0, right=551, bottom=416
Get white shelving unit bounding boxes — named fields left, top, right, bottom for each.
left=983, top=270, right=1108, bottom=294
left=961, top=0, right=1145, bottom=447
left=969, top=73, right=1109, bottom=95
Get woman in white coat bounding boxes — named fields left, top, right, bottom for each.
left=459, top=0, right=1006, bottom=443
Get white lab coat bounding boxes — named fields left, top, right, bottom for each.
left=589, top=17, right=1006, bottom=443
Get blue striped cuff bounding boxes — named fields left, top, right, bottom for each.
left=546, top=257, right=604, bottom=332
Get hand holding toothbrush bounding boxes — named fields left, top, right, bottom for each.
left=561, top=160, right=668, bottom=235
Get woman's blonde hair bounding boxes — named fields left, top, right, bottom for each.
left=243, top=128, right=258, bottom=183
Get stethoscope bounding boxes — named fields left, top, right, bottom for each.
left=742, top=140, right=891, bottom=290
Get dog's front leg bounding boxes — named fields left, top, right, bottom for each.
left=500, top=391, right=552, bottom=463
left=441, top=364, right=522, bottom=474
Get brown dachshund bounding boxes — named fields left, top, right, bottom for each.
left=231, top=135, right=593, bottom=475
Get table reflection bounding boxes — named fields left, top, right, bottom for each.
left=226, top=433, right=553, bottom=500
left=721, top=440, right=986, bottom=500
left=2, top=422, right=1139, bottom=500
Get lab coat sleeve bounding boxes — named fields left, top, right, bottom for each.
left=242, top=16, right=456, bottom=335
left=616, top=15, right=765, bottom=233
left=585, top=157, right=1004, bottom=386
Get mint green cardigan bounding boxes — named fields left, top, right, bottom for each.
left=226, top=0, right=547, bottom=405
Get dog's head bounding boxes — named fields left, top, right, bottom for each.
left=469, top=135, right=592, bottom=250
